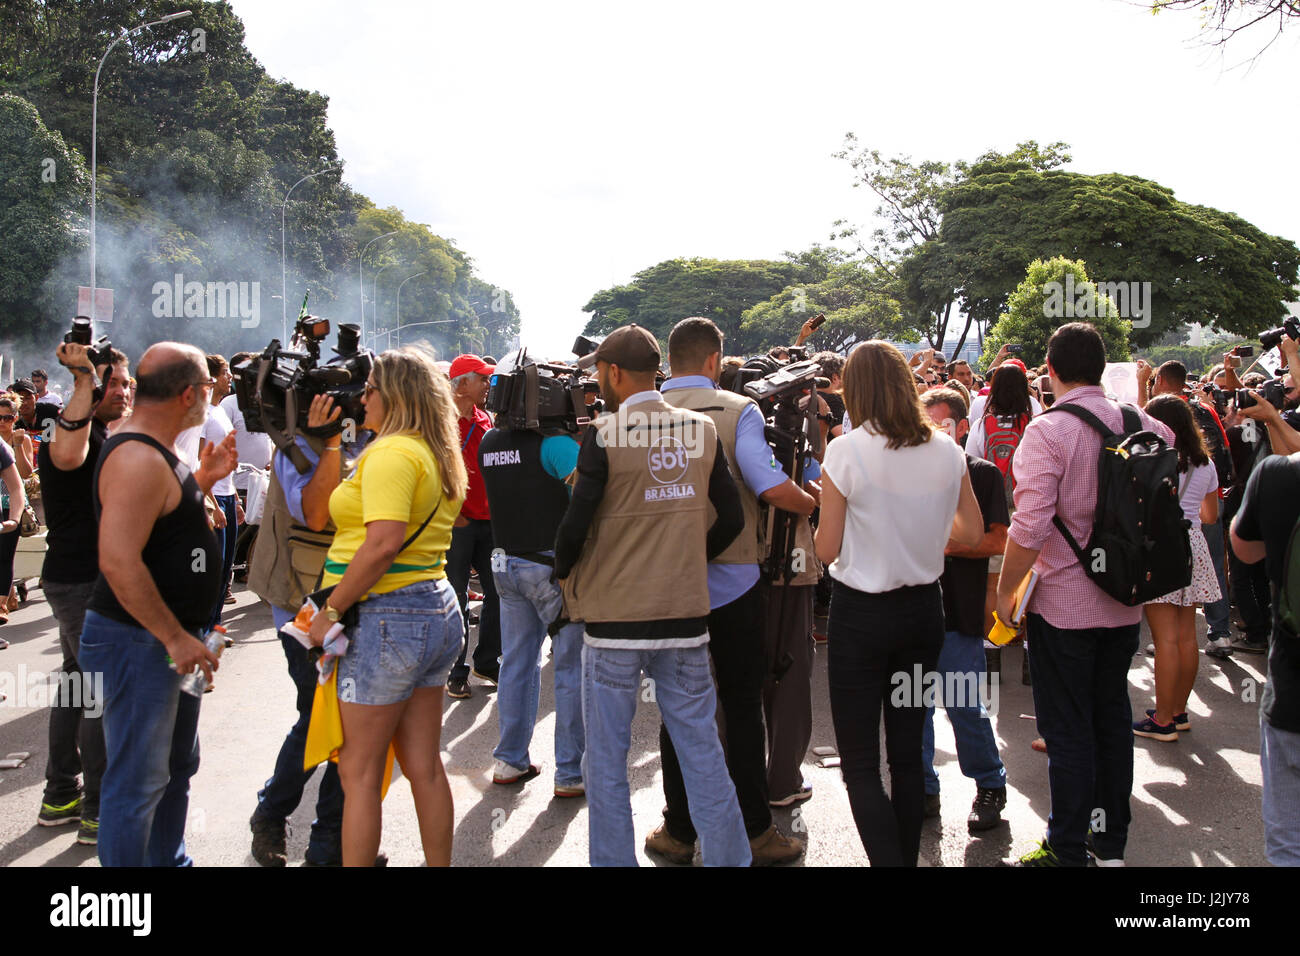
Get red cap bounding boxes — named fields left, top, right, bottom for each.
left=1001, top=358, right=1028, bottom=375
left=448, top=354, right=495, bottom=379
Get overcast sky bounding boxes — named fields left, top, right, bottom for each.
left=229, top=0, right=1300, bottom=357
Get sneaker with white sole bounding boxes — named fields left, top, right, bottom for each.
left=553, top=781, right=585, bottom=798
left=492, top=759, right=540, bottom=785
left=769, top=785, right=813, bottom=808
left=1205, top=635, right=1234, bottom=660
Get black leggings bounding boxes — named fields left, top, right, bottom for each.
left=827, top=578, right=944, bottom=866
left=0, top=527, right=18, bottom=597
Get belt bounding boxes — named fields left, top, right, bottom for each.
left=507, top=551, right=554, bottom=567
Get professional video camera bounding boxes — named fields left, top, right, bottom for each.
left=729, top=348, right=829, bottom=584
left=484, top=337, right=597, bottom=435
left=233, top=302, right=373, bottom=473
left=1260, top=316, right=1300, bottom=352
left=63, top=315, right=115, bottom=369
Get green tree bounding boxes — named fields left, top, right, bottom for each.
left=923, top=161, right=1299, bottom=348
left=0, top=93, right=88, bottom=344
left=739, top=260, right=911, bottom=354
left=834, top=136, right=1071, bottom=354
left=981, top=257, right=1132, bottom=369
left=582, top=257, right=806, bottom=351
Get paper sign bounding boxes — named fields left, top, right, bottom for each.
left=76, top=287, right=114, bottom=323
left=1103, top=362, right=1140, bottom=405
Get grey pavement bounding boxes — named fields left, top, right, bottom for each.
left=0, top=583, right=1269, bottom=866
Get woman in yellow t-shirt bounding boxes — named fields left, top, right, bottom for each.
left=307, top=346, right=467, bottom=866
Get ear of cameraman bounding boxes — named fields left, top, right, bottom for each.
left=652, top=317, right=813, bottom=863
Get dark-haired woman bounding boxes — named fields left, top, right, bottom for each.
left=815, top=341, right=984, bottom=866
left=1133, top=395, right=1220, bottom=742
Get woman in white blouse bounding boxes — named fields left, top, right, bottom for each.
left=815, top=340, right=983, bottom=866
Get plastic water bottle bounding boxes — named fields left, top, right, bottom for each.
left=178, top=631, right=226, bottom=697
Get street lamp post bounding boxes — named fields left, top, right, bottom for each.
left=385, top=318, right=457, bottom=351
left=281, top=164, right=340, bottom=343
left=372, top=263, right=393, bottom=349
left=90, top=10, right=192, bottom=325
left=393, top=271, right=426, bottom=349
left=358, top=230, right=397, bottom=343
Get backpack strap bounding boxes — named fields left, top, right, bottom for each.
left=1039, top=402, right=1110, bottom=561
left=1119, top=404, right=1141, bottom=434
left=1039, top=401, right=1112, bottom=436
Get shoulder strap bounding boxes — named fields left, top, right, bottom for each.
left=1040, top=402, right=1111, bottom=436
left=399, top=495, right=441, bottom=555
left=1120, top=404, right=1140, bottom=434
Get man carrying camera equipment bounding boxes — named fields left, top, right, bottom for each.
left=244, top=320, right=370, bottom=867
left=920, top=388, right=1010, bottom=831
left=478, top=349, right=586, bottom=792
left=1231, top=438, right=1300, bottom=864
left=35, top=335, right=129, bottom=844
left=446, top=354, right=501, bottom=700
left=1221, top=332, right=1300, bottom=656
left=646, top=317, right=815, bottom=864
left=77, top=343, right=236, bottom=866
left=1137, top=359, right=1235, bottom=659
left=555, top=324, right=750, bottom=866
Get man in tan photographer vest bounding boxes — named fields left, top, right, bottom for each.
left=554, top=323, right=750, bottom=866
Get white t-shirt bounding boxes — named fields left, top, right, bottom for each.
left=201, top=403, right=236, bottom=497
left=968, top=394, right=1041, bottom=423
left=220, top=393, right=272, bottom=489
left=821, top=426, right=966, bottom=593
left=1178, top=461, right=1219, bottom=524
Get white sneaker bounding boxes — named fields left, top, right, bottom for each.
left=1205, top=636, right=1234, bottom=660
left=492, top=759, right=539, bottom=785
left=553, top=781, right=585, bottom=798
left=1090, top=853, right=1126, bottom=867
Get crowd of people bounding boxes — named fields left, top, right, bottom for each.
left=7, top=309, right=1300, bottom=868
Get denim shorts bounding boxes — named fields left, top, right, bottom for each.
left=336, top=578, right=463, bottom=706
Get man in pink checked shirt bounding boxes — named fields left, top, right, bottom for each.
left=995, top=323, right=1174, bottom=868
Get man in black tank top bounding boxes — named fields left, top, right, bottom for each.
left=77, top=343, right=238, bottom=867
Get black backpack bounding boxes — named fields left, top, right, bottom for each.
left=1041, top=403, right=1192, bottom=606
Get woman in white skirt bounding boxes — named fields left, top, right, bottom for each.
left=1133, top=395, right=1221, bottom=742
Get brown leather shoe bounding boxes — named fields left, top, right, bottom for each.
left=748, top=825, right=804, bottom=865
left=644, top=824, right=695, bottom=864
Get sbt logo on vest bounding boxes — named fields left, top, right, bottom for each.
left=595, top=409, right=708, bottom=460
left=645, top=436, right=698, bottom=501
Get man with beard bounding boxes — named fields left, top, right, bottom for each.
left=77, top=343, right=237, bottom=866
left=35, top=341, right=130, bottom=845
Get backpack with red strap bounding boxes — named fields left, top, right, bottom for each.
left=983, top=412, right=1028, bottom=511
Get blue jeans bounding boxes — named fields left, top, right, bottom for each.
left=492, top=556, right=584, bottom=785
left=446, top=518, right=501, bottom=681
left=336, top=578, right=463, bottom=705
left=208, top=493, right=238, bottom=632
left=1201, top=515, right=1230, bottom=639
left=1262, top=716, right=1300, bottom=866
left=581, top=641, right=750, bottom=867
left=1026, top=613, right=1139, bottom=866
left=922, top=630, right=1007, bottom=795
left=253, top=605, right=344, bottom=863
left=78, top=610, right=202, bottom=867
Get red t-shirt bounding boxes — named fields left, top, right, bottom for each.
left=459, top=406, right=493, bottom=520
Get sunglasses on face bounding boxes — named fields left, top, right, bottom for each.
left=0, top=415, right=14, bottom=422
left=364, top=383, right=380, bottom=397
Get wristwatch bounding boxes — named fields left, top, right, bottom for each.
left=324, top=604, right=343, bottom=623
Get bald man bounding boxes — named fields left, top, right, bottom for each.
left=77, top=343, right=238, bottom=867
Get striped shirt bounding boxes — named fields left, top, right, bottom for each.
left=1008, top=386, right=1174, bottom=630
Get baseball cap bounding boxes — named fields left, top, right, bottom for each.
left=10, top=379, right=36, bottom=396
left=576, top=324, right=660, bottom=372
left=448, top=354, right=494, bottom=379
left=1000, top=359, right=1028, bottom=375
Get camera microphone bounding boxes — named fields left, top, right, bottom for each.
left=307, top=367, right=354, bottom=386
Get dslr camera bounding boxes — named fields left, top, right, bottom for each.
left=233, top=316, right=373, bottom=471
left=1236, top=379, right=1287, bottom=412
left=1260, top=316, right=1300, bottom=352
left=63, top=316, right=115, bottom=368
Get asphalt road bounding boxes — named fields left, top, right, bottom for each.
left=0, top=584, right=1269, bottom=867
